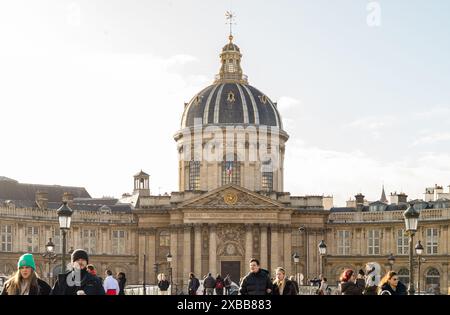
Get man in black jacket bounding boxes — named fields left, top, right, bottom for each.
left=239, top=258, right=273, bottom=295
left=51, top=249, right=105, bottom=295
left=188, top=273, right=200, bottom=295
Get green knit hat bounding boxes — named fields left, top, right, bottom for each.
left=17, top=253, right=36, bottom=270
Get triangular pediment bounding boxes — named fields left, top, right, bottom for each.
left=180, top=184, right=284, bottom=209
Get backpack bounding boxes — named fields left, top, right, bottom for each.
left=216, top=280, right=224, bottom=289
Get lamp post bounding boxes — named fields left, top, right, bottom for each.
left=403, top=203, right=420, bottom=295
left=57, top=202, right=73, bottom=273
left=388, top=253, right=396, bottom=271
left=42, top=238, right=57, bottom=286
left=318, top=240, right=327, bottom=278
left=167, top=252, right=173, bottom=295
left=292, top=252, right=300, bottom=286
left=415, top=240, right=424, bottom=295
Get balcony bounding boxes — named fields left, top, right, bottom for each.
left=328, top=208, right=450, bottom=223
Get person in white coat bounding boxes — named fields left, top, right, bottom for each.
left=103, top=270, right=119, bottom=295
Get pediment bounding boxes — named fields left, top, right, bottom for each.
left=180, top=184, right=284, bottom=209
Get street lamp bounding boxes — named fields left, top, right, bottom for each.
left=57, top=202, right=73, bottom=273
left=292, top=252, right=300, bottom=286
left=403, top=203, right=420, bottom=295
left=166, top=252, right=173, bottom=295
left=42, top=238, right=57, bottom=286
left=318, top=240, right=327, bottom=277
left=415, top=240, right=424, bottom=295
left=388, top=253, right=396, bottom=271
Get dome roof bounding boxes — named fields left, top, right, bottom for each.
left=181, top=83, right=283, bottom=129
left=180, top=36, right=283, bottom=130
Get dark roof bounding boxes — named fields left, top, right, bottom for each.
left=0, top=178, right=91, bottom=202
left=181, top=83, right=283, bottom=129
left=330, top=207, right=356, bottom=212
left=134, top=170, right=149, bottom=177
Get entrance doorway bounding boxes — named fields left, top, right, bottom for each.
left=221, top=261, right=241, bottom=285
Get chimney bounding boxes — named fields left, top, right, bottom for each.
left=390, top=192, right=408, bottom=204
left=62, top=192, right=74, bottom=208
left=355, top=193, right=365, bottom=211
left=35, top=191, right=48, bottom=210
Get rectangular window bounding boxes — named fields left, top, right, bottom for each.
left=27, top=226, right=39, bottom=253
left=1, top=225, right=13, bottom=252
left=397, top=229, right=408, bottom=255
left=83, top=229, right=97, bottom=255
left=53, top=228, right=61, bottom=254
left=337, top=230, right=351, bottom=255
left=368, top=229, right=380, bottom=255
left=112, top=230, right=126, bottom=255
left=261, top=172, right=273, bottom=192
left=189, top=161, right=200, bottom=191
left=222, top=161, right=241, bottom=186
left=426, top=228, right=438, bottom=255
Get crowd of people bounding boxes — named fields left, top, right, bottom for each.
left=1, top=250, right=126, bottom=295
left=1, top=252, right=408, bottom=296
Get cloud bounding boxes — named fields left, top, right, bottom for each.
left=412, top=132, right=450, bottom=146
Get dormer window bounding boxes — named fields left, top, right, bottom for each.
left=259, top=95, right=268, bottom=104
left=227, top=91, right=236, bottom=103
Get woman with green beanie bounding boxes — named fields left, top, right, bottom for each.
left=1, top=253, right=51, bottom=295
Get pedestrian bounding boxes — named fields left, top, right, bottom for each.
left=1, top=253, right=51, bottom=295
left=378, top=271, right=407, bottom=295
left=86, top=264, right=103, bottom=282
left=289, top=276, right=299, bottom=294
left=204, top=273, right=216, bottom=295
left=117, top=272, right=126, bottom=295
left=215, top=274, right=225, bottom=295
left=239, top=258, right=273, bottom=295
left=104, top=270, right=120, bottom=295
left=338, top=269, right=365, bottom=295
left=318, top=277, right=331, bottom=295
left=188, top=272, right=200, bottom=295
left=51, top=249, right=105, bottom=295
left=224, top=274, right=232, bottom=295
left=272, top=267, right=298, bottom=295
left=158, top=273, right=170, bottom=295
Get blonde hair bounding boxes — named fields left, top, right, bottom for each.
left=4, top=268, right=40, bottom=295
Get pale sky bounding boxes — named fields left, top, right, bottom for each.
left=1, top=0, right=449, bottom=206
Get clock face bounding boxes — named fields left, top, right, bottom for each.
left=224, top=192, right=238, bottom=205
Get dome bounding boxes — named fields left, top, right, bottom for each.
left=181, top=83, right=282, bottom=129
left=180, top=36, right=283, bottom=130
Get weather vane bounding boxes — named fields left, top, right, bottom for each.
left=225, top=11, right=236, bottom=39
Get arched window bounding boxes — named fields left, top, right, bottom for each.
left=397, top=268, right=409, bottom=286
left=425, top=268, right=440, bottom=294
left=159, top=230, right=170, bottom=247
left=222, top=155, right=241, bottom=186
left=188, top=160, right=200, bottom=191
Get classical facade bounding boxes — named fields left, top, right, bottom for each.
left=1, top=36, right=449, bottom=294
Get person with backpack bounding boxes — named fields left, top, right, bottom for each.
left=215, top=274, right=225, bottom=295
left=203, top=273, right=216, bottom=295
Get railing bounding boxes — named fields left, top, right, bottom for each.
left=0, top=206, right=135, bottom=224
left=329, top=208, right=450, bottom=223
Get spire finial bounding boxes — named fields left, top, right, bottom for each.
left=225, top=11, right=236, bottom=39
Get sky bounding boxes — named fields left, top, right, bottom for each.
left=0, top=0, right=449, bottom=206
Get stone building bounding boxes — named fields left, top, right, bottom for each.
left=1, top=36, right=449, bottom=294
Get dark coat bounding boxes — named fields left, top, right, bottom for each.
left=379, top=281, right=407, bottom=295
left=118, top=277, right=126, bottom=295
left=273, top=279, right=298, bottom=295
left=50, top=269, right=105, bottom=295
left=239, top=269, right=273, bottom=295
left=340, top=278, right=365, bottom=295
left=1, top=278, right=51, bottom=295
left=204, top=276, right=216, bottom=289
left=188, top=277, right=200, bottom=295
left=158, top=279, right=170, bottom=291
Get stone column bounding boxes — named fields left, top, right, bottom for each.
left=209, top=224, right=217, bottom=276
left=183, top=225, right=192, bottom=288
left=260, top=224, right=268, bottom=269
left=194, top=224, right=202, bottom=278
left=170, top=225, right=178, bottom=288
left=245, top=224, right=253, bottom=267
left=147, top=228, right=156, bottom=284
left=270, top=224, right=279, bottom=273
left=138, top=232, right=146, bottom=283
left=283, top=226, right=292, bottom=276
